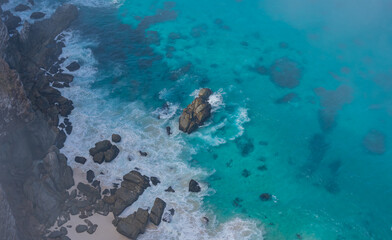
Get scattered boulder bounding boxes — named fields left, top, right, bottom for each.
left=149, top=198, right=166, bottom=226
left=166, top=126, right=171, bottom=135
left=260, top=193, right=272, bottom=201
left=116, top=208, right=149, bottom=240
left=165, top=186, right=175, bottom=193
left=179, top=88, right=212, bottom=134
left=150, top=177, right=160, bottom=186
left=75, top=224, right=88, bottom=233
left=87, top=224, right=98, bottom=234
left=189, top=179, right=201, bottom=193
left=66, top=61, right=80, bottom=72
left=139, top=151, right=148, bottom=157
left=86, top=170, right=95, bottom=183
left=15, top=4, right=31, bottom=12
left=90, top=140, right=120, bottom=163
left=112, top=134, right=121, bottom=143
left=162, top=208, right=175, bottom=223
left=30, top=12, right=45, bottom=19
left=104, top=145, right=120, bottom=162
left=75, top=156, right=86, bottom=164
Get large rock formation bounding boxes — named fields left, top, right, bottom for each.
left=179, top=88, right=212, bottom=134
left=116, top=208, right=149, bottom=240
left=113, top=171, right=150, bottom=216
left=0, top=4, right=78, bottom=239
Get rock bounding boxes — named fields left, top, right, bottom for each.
left=150, top=177, right=160, bottom=186
left=55, top=129, right=67, bottom=149
left=116, top=208, right=149, bottom=240
left=65, top=124, right=72, bottom=134
left=75, top=156, right=86, bottom=164
left=149, top=198, right=166, bottom=226
left=53, top=73, right=74, bottom=83
left=112, top=171, right=150, bottom=216
left=112, top=134, right=121, bottom=143
left=166, top=126, right=171, bottom=135
left=179, top=88, right=212, bottom=134
left=15, top=4, right=31, bottom=12
left=52, top=81, right=64, bottom=88
left=189, top=179, right=201, bottom=193
left=86, top=170, right=95, bottom=183
left=48, top=227, right=67, bottom=238
left=30, top=12, right=46, bottom=19
left=3, top=12, right=21, bottom=31
left=87, top=224, right=98, bottom=234
left=66, top=61, right=80, bottom=72
left=75, top=224, right=88, bottom=233
left=92, top=180, right=100, bottom=188
left=139, top=151, right=148, bottom=157
left=93, top=152, right=104, bottom=164
left=90, top=140, right=112, bottom=155
left=259, top=193, right=272, bottom=201
left=104, top=145, right=120, bottom=162
left=77, top=182, right=101, bottom=203
left=165, top=186, right=175, bottom=193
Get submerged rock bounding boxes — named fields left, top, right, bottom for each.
left=149, top=198, right=166, bottom=226
left=189, top=179, right=201, bottom=193
left=259, top=193, right=272, bottom=201
left=179, top=88, right=212, bottom=134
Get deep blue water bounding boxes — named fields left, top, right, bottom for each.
left=4, top=0, right=392, bottom=239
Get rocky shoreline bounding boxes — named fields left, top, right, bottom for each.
left=0, top=2, right=206, bottom=240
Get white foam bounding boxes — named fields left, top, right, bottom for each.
left=58, top=32, right=263, bottom=240
left=230, top=107, right=251, bottom=140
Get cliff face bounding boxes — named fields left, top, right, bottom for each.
left=0, top=5, right=78, bottom=240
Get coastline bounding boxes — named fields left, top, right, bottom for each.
left=0, top=1, right=264, bottom=240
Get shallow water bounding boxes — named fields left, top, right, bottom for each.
left=4, top=0, right=392, bottom=239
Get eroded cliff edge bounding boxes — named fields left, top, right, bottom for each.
left=0, top=4, right=78, bottom=240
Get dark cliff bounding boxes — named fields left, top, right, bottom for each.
left=0, top=4, right=78, bottom=240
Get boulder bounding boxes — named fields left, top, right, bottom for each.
left=112, top=171, right=150, bottom=216
left=75, top=156, right=86, bottom=164
left=66, top=61, right=80, bottom=72
left=149, top=198, right=166, bottom=226
left=179, top=88, right=212, bottom=134
left=165, top=186, right=175, bottom=193
left=93, top=152, right=104, bottom=164
left=116, top=208, right=149, bottom=240
left=112, top=133, right=121, bottom=143
left=104, top=145, right=120, bottom=162
left=86, top=170, right=95, bottom=183
left=15, top=4, right=31, bottom=12
left=189, top=179, right=201, bottom=193
left=150, top=177, right=160, bottom=186
left=75, top=224, right=88, bottom=233
left=30, top=12, right=45, bottom=19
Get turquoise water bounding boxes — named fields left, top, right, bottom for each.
left=5, top=0, right=392, bottom=239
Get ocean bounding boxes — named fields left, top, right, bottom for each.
left=3, top=0, right=392, bottom=239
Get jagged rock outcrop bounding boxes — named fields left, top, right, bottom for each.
left=116, top=208, right=149, bottom=240
left=23, top=146, right=74, bottom=226
left=0, top=4, right=78, bottom=239
left=102, top=171, right=150, bottom=216
left=179, top=88, right=212, bottom=134
left=149, top=198, right=166, bottom=226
